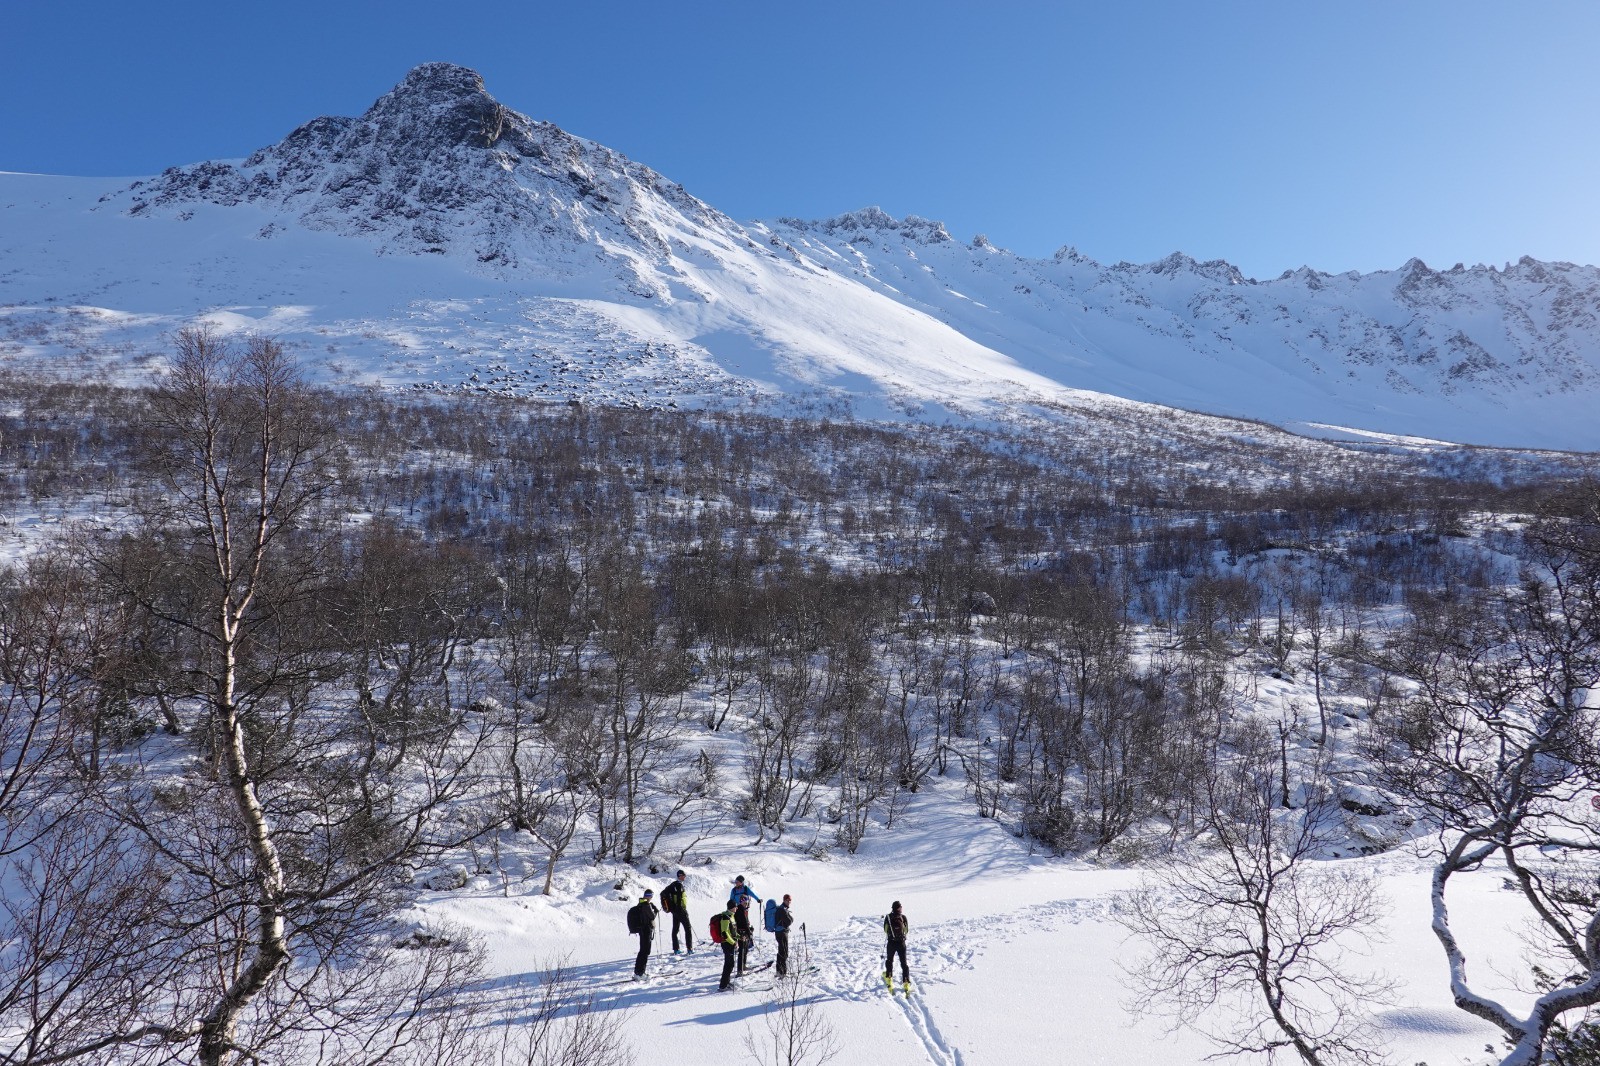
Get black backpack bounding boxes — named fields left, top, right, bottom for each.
left=662, top=881, right=684, bottom=910
left=627, top=901, right=650, bottom=934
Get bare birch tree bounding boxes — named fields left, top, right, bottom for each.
left=1119, top=733, right=1390, bottom=1064
left=742, top=979, right=841, bottom=1066
left=496, top=961, right=635, bottom=1066
left=1374, top=524, right=1600, bottom=1066
left=34, top=330, right=492, bottom=1066
left=0, top=552, right=172, bottom=1065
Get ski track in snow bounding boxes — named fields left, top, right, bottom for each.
left=808, top=896, right=1107, bottom=997
left=478, top=897, right=1113, bottom=1062
left=559, top=897, right=1111, bottom=1064
left=819, top=899, right=1106, bottom=1064
left=897, top=992, right=964, bottom=1066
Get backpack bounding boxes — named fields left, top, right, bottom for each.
left=627, top=901, right=648, bottom=935
left=763, top=898, right=778, bottom=933
left=884, top=911, right=907, bottom=940
left=708, top=913, right=725, bottom=945
left=661, top=880, right=684, bottom=910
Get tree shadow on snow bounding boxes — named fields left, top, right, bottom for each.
left=466, top=955, right=776, bottom=1026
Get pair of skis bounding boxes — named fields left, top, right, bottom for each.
left=725, top=959, right=774, bottom=993
left=719, top=962, right=821, bottom=994
left=613, top=967, right=685, bottom=985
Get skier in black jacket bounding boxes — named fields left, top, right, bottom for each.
left=773, top=893, right=794, bottom=977
left=734, top=897, right=755, bottom=976
left=731, top=875, right=761, bottom=957
left=629, top=889, right=659, bottom=979
left=883, top=900, right=909, bottom=991
left=661, top=869, right=693, bottom=954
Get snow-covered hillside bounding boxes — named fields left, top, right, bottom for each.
left=3, top=62, right=1598, bottom=449
left=767, top=210, right=1600, bottom=448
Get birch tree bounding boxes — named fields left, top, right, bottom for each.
left=1376, top=526, right=1600, bottom=1066
left=55, top=331, right=487, bottom=1066
left=1119, top=733, right=1390, bottom=1065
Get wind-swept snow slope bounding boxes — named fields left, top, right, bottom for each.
left=3, top=62, right=1598, bottom=449
left=765, top=212, right=1600, bottom=449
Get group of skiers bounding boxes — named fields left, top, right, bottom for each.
left=626, top=872, right=912, bottom=993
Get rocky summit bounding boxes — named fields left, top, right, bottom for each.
left=123, top=62, right=735, bottom=280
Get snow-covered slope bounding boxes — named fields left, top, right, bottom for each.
left=3, top=62, right=1598, bottom=449
left=764, top=209, right=1600, bottom=448
left=425, top=775, right=1505, bottom=1066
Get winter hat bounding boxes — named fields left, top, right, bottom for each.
left=643, top=889, right=653, bottom=898
left=726, top=898, right=738, bottom=909
left=676, top=869, right=686, bottom=879
left=734, top=875, right=746, bottom=884
left=891, top=901, right=902, bottom=911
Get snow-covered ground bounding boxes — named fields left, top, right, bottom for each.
left=417, top=768, right=1509, bottom=1066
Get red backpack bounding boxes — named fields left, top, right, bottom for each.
left=708, top=913, right=725, bottom=945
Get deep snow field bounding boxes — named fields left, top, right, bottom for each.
left=417, top=768, right=1508, bottom=1066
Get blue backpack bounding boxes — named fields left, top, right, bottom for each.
left=763, top=898, right=778, bottom=933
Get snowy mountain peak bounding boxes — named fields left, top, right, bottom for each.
left=1140, top=251, right=1248, bottom=285
left=351, top=61, right=506, bottom=151
left=792, top=206, right=954, bottom=244
left=116, top=63, right=734, bottom=280
left=385, top=61, right=491, bottom=108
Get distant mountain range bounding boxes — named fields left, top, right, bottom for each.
left=3, top=62, right=1597, bottom=450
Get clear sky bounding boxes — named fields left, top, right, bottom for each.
left=4, top=1, right=1596, bottom=278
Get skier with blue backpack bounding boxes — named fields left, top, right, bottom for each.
left=767, top=894, right=794, bottom=977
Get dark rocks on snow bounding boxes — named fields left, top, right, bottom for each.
left=118, top=62, right=734, bottom=275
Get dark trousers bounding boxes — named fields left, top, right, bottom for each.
left=737, top=935, right=751, bottom=974
left=775, top=930, right=789, bottom=976
left=634, top=931, right=652, bottom=976
left=720, top=942, right=736, bottom=988
left=670, top=908, right=692, bottom=951
left=885, top=939, right=908, bottom=982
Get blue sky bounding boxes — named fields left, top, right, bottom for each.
left=4, top=1, right=1595, bottom=278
